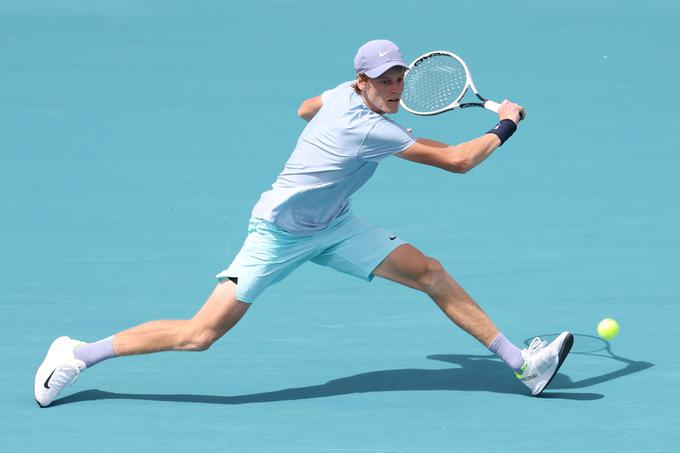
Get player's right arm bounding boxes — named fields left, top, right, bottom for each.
left=397, top=100, right=523, bottom=173
left=297, top=95, right=323, bottom=122
left=396, top=135, right=501, bottom=174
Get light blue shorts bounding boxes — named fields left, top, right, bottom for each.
left=216, top=210, right=406, bottom=303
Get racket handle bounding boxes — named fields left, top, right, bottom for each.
left=484, top=100, right=525, bottom=121
left=483, top=100, right=500, bottom=113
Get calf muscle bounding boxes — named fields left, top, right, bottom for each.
left=374, top=244, right=499, bottom=347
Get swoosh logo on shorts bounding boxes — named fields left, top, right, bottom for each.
left=389, top=235, right=397, bottom=240
left=43, top=369, right=56, bottom=389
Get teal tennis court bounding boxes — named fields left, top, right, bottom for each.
left=2, top=0, right=679, bottom=451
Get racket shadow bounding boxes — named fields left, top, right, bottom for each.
left=50, top=352, right=606, bottom=407
left=523, top=333, right=654, bottom=392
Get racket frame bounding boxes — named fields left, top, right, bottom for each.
left=400, top=50, right=500, bottom=116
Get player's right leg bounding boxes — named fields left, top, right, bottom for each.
left=34, top=280, right=248, bottom=407
left=373, top=243, right=573, bottom=396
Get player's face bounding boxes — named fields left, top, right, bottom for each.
left=359, top=66, right=405, bottom=114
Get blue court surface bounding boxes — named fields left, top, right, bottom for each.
left=2, top=0, right=679, bottom=451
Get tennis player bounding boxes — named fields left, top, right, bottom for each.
left=34, top=39, right=573, bottom=407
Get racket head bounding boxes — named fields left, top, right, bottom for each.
left=400, top=50, right=472, bottom=116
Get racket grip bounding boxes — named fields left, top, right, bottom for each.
left=483, top=100, right=500, bottom=113
left=484, top=100, right=525, bottom=121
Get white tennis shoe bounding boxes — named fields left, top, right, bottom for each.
left=515, top=331, right=573, bottom=396
left=34, top=336, right=87, bottom=407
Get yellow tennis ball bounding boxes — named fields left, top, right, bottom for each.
left=597, top=318, right=619, bottom=340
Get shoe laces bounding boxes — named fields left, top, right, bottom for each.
left=51, top=363, right=82, bottom=390
left=526, top=337, right=547, bottom=353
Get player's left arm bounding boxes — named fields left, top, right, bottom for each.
left=297, top=95, right=323, bottom=122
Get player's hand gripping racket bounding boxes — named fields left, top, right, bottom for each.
left=400, top=50, right=524, bottom=120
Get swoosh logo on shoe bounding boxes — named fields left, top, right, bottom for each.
left=43, top=369, right=56, bottom=389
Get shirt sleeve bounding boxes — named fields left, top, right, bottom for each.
left=358, top=117, right=415, bottom=162
left=321, top=81, right=354, bottom=103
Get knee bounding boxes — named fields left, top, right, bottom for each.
left=416, top=257, right=447, bottom=291
left=187, top=334, right=214, bottom=352
left=179, top=324, right=220, bottom=352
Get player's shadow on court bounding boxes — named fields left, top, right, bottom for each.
left=51, top=347, right=653, bottom=406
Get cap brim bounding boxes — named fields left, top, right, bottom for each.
left=363, top=60, right=409, bottom=78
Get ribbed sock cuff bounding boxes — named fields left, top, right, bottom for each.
left=74, top=336, right=116, bottom=368
left=488, top=332, right=524, bottom=372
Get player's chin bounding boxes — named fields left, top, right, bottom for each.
left=385, top=100, right=400, bottom=114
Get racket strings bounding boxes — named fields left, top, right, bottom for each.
left=402, top=55, right=468, bottom=113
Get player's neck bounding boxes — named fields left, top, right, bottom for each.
left=360, top=93, right=385, bottom=114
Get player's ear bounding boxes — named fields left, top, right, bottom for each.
left=356, top=73, right=368, bottom=91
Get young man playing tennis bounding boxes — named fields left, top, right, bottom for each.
left=34, top=39, right=573, bottom=407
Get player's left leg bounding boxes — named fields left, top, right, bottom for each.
left=34, top=281, right=249, bottom=407
left=113, top=280, right=249, bottom=355
left=35, top=216, right=320, bottom=407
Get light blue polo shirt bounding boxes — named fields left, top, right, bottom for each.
left=251, top=81, right=415, bottom=235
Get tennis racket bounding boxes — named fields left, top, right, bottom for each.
left=401, top=50, right=523, bottom=119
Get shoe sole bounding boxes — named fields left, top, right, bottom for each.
left=536, top=332, right=574, bottom=396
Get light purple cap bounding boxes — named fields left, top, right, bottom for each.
left=353, top=39, right=409, bottom=78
